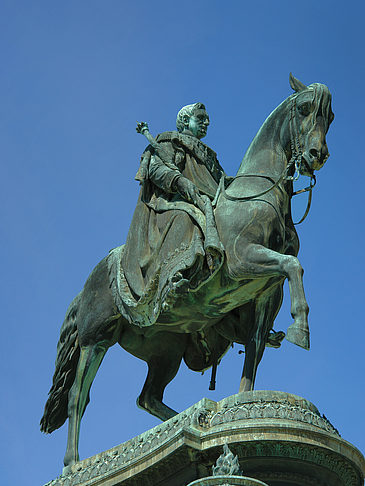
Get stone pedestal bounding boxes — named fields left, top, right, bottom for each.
left=187, top=476, right=268, bottom=485
left=45, top=391, right=365, bottom=486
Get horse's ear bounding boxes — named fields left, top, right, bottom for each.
left=289, top=73, right=307, bottom=92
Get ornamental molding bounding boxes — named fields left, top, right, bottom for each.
left=236, top=441, right=360, bottom=486
left=195, top=396, right=340, bottom=436
left=45, top=392, right=363, bottom=486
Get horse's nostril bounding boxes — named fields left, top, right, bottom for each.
left=309, top=149, right=318, bottom=158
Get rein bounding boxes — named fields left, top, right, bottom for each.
left=215, top=89, right=318, bottom=225
left=292, top=174, right=316, bottom=225
left=214, top=172, right=315, bottom=225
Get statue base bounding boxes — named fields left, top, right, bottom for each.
left=187, top=475, right=268, bottom=485
left=45, top=391, right=365, bottom=486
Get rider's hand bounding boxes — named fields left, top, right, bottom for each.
left=174, top=176, right=201, bottom=207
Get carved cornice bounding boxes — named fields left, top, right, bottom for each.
left=187, top=476, right=268, bottom=486
left=45, top=403, right=202, bottom=486
left=195, top=397, right=339, bottom=436
left=236, top=441, right=360, bottom=486
left=44, top=392, right=364, bottom=486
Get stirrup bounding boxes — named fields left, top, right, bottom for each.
left=266, top=330, right=286, bottom=348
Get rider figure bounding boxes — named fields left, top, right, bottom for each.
left=121, top=102, right=226, bottom=325
left=119, top=102, right=284, bottom=346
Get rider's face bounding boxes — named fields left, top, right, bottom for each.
left=188, top=109, right=210, bottom=139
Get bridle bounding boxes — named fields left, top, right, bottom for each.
left=215, top=87, right=320, bottom=225
left=287, top=86, right=317, bottom=224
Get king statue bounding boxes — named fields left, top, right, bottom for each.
left=115, top=102, right=229, bottom=329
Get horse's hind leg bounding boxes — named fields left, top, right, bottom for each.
left=137, top=353, right=181, bottom=421
left=121, top=330, right=187, bottom=422
left=239, top=286, right=283, bottom=392
left=64, top=341, right=108, bottom=468
left=63, top=258, right=121, bottom=468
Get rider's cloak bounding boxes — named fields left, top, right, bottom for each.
left=108, top=131, right=226, bottom=327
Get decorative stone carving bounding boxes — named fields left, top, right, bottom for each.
left=212, top=444, right=242, bottom=476
left=208, top=397, right=339, bottom=436
left=186, top=444, right=269, bottom=486
left=187, top=477, right=268, bottom=486
left=44, top=392, right=365, bottom=486
left=235, top=441, right=360, bottom=486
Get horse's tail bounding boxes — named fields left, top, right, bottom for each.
left=40, top=292, right=82, bottom=434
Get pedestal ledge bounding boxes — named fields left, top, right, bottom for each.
left=45, top=391, right=365, bottom=486
left=187, top=475, right=268, bottom=485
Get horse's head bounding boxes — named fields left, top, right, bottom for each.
left=285, top=73, right=334, bottom=177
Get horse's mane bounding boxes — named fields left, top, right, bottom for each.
left=308, top=83, right=334, bottom=132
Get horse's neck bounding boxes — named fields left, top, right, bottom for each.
left=237, top=101, right=288, bottom=180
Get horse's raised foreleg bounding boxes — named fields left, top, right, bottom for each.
left=228, top=243, right=309, bottom=350
left=239, top=286, right=283, bottom=392
left=64, top=342, right=108, bottom=468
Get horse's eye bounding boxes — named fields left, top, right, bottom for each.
left=298, top=102, right=311, bottom=116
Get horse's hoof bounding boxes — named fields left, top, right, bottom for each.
left=62, top=464, right=73, bottom=476
left=137, top=395, right=178, bottom=422
left=63, top=454, right=78, bottom=474
left=286, top=325, right=310, bottom=350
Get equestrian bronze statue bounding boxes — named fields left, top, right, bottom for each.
left=41, top=74, right=334, bottom=468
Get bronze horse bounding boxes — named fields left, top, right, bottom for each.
left=41, top=74, right=334, bottom=468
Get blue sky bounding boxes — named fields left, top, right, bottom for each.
left=1, top=1, right=364, bottom=485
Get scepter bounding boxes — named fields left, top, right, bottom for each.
left=136, top=121, right=178, bottom=171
